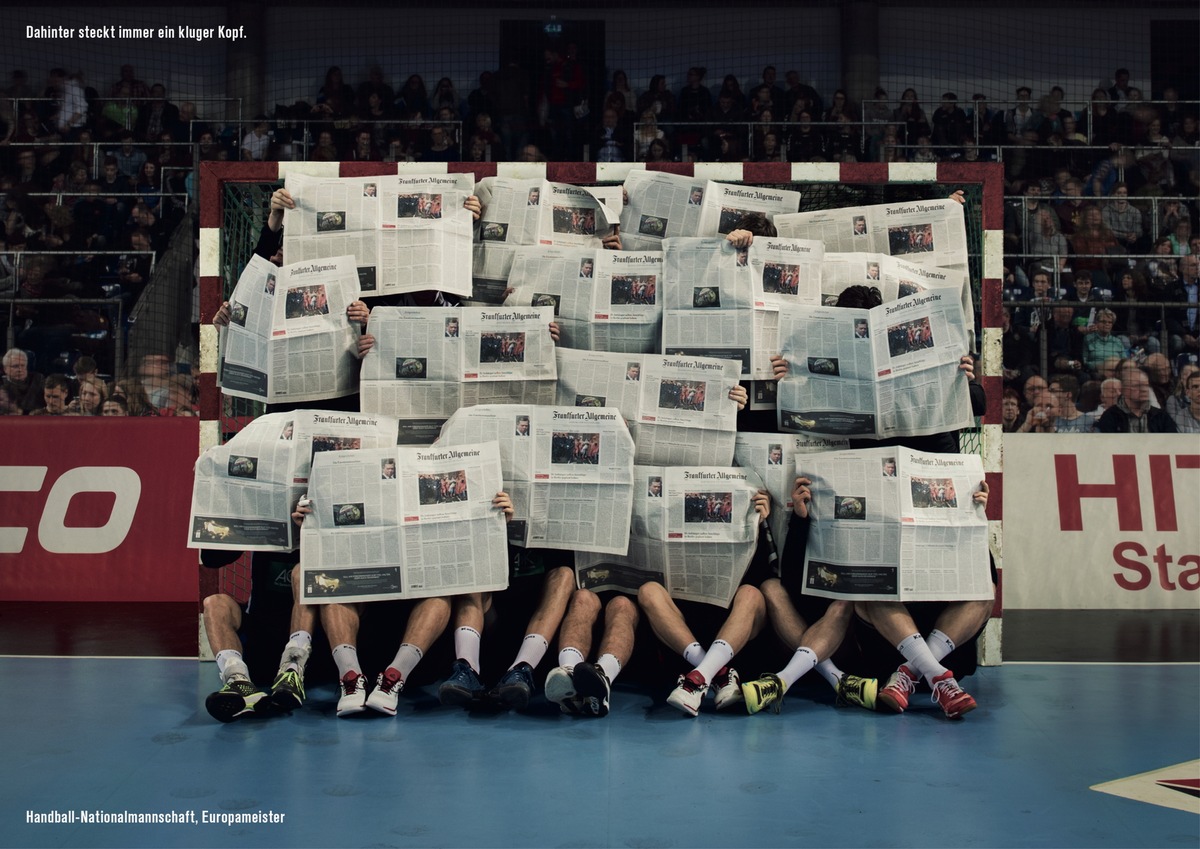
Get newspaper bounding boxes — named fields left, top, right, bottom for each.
left=555, top=348, right=741, bottom=465
left=733, top=432, right=849, bottom=556
left=217, top=253, right=362, bottom=404
left=574, top=465, right=765, bottom=608
left=188, top=413, right=305, bottom=552
left=620, top=172, right=801, bottom=252
left=289, top=408, right=402, bottom=484
left=436, top=405, right=634, bottom=555
left=299, top=443, right=509, bottom=604
left=378, top=173, right=475, bottom=298
left=282, top=172, right=386, bottom=294
left=776, top=288, right=972, bottom=438
left=662, top=236, right=819, bottom=379
left=359, top=306, right=556, bottom=442
left=505, top=246, right=663, bottom=353
left=818, top=252, right=965, bottom=305
left=472, top=177, right=619, bottom=304
left=799, top=446, right=991, bottom=602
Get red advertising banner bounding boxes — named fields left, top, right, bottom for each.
left=0, top=418, right=199, bottom=602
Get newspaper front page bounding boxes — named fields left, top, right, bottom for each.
left=217, top=253, right=362, bottom=404
left=189, top=413, right=304, bottom=552
left=299, top=443, right=508, bottom=604
left=575, top=465, right=765, bottom=608
left=377, top=173, right=475, bottom=298
left=555, top=348, right=741, bottom=465
left=733, top=432, right=849, bottom=556
left=359, top=306, right=557, bottom=443
left=290, top=408, right=402, bottom=485
left=437, top=405, right=635, bottom=555
left=799, top=446, right=991, bottom=602
left=695, top=181, right=802, bottom=236
left=776, top=288, right=972, bottom=438
left=283, top=172, right=386, bottom=294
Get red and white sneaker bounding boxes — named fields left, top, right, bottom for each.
left=666, top=670, right=708, bottom=717
left=877, top=665, right=918, bottom=713
left=931, top=671, right=976, bottom=719
left=336, top=670, right=369, bottom=717
left=712, top=666, right=743, bottom=711
left=365, top=667, right=405, bottom=716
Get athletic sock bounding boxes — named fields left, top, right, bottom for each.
left=287, top=630, right=312, bottom=651
left=558, top=647, right=586, bottom=668
left=454, top=626, right=482, bottom=673
left=776, top=646, right=818, bottom=692
left=389, top=643, right=424, bottom=680
left=682, top=641, right=706, bottom=667
left=279, top=631, right=313, bottom=673
left=331, top=644, right=361, bottom=679
left=896, top=633, right=949, bottom=686
left=215, top=650, right=248, bottom=683
left=694, top=639, right=735, bottom=684
left=925, top=629, right=955, bottom=662
left=510, top=633, right=548, bottom=670
left=815, top=659, right=844, bottom=690
left=597, top=653, right=622, bottom=683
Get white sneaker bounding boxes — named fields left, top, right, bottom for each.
left=544, top=665, right=577, bottom=711
left=712, top=666, right=743, bottom=711
left=364, top=668, right=404, bottom=716
left=666, top=670, right=707, bottom=717
left=336, top=670, right=369, bottom=717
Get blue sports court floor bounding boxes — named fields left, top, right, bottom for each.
left=1, top=651, right=1197, bottom=849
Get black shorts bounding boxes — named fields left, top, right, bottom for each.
left=238, top=601, right=335, bottom=686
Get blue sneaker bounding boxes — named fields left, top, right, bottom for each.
left=489, top=661, right=535, bottom=710
left=438, top=659, right=485, bottom=707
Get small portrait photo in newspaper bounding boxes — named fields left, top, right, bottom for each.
left=381, top=458, right=396, bottom=479
left=445, top=316, right=459, bottom=337
left=647, top=476, right=663, bottom=497
left=515, top=415, right=531, bottom=436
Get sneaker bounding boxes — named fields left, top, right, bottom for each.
left=741, top=673, right=784, bottom=715
left=490, top=661, right=535, bottom=710
left=336, top=670, right=369, bottom=717
left=877, top=665, right=918, bottom=713
left=438, top=659, right=484, bottom=708
left=364, top=668, right=403, bottom=716
left=573, top=662, right=611, bottom=717
left=712, top=666, right=744, bottom=711
left=835, top=674, right=878, bottom=711
left=205, top=676, right=266, bottom=723
left=931, top=671, right=977, bottom=719
left=665, top=670, right=708, bottom=717
left=268, top=668, right=306, bottom=714
left=544, top=665, right=579, bottom=714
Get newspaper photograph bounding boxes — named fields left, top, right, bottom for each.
left=799, top=446, right=991, bottom=602
left=774, top=197, right=967, bottom=273
left=282, top=172, right=386, bottom=294
left=733, top=431, right=849, bottom=556
left=575, top=465, right=765, bottom=608
left=299, top=443, right=508, bottom=604
left=436, top=405, right=635, bottom=555
left=359, top=306, right=556, bottom=428
left=217, top=253, right=362, bottom=404
left=188, top=413, right=305, bottom=552
left=776, top=288, right=972, bottom=438
left=694, top=181, right=801, bottom=236
left=377, top=173, right=475, bottom=298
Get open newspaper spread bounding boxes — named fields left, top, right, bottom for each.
left=575, top=465, right=766, bottom=608
left=799, top=446, right=991, bottom=602
left=299, top=442, right=508, bottom=603
left=505, top=246, right=662, bottom=352
left=217, top=253, right=361, bottom=404
left=776, top=288, right=972, bottom=438
left=359, top=306, right=556, bottom=444
left=436, top=405, right=634, bottom=555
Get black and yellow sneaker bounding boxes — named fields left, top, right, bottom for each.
left=205, top=676, right=266, bottom=723
left=740, top=673, right=784, bottom=715
left=835, top=673, right=878, bottom=711
left=268, top=668, right=306, bottom=713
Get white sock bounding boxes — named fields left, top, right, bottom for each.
left=682, top=642, right=706, bottom=667
left=558, top=647, right=585, bottom=668
left=897, top=633, right=949, bottom=686
left=694, top=639, right=735, bottom=684
left=280, top=631, right=312, bottom=672
left=215, top=650, right=248, bottom=682
left=332, top=644, right=361, bottom=679
left=925, top=629, right=955, bottom=662
left=816, top=659, right=843, bottom=690
left=597, top=653, right=622, bottom=683
left=510, top=633, right=548, bottom=670
left=776, top=646, right=818, bottom=692
left=287, top=630, right=312, bottom=651
left=390, top=643, right=424, bottom=680
left=454, top=627, right=482, bottom=673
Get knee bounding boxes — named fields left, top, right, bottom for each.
left=572, top=588, right=601, bottom=617
left=547, top=566, right=575, bottom=592
left=202, top=592, right=238, bottom=623
left=759, top=577, right=784, bottom=605
left=607, top=594, right=638, bottom=624
left=826, top=599, right=853, bottom=625
left=733, top=584, right=765, bottom=615
left=637, top=581, right=668, bottom=609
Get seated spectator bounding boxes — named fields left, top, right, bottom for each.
left=1001, top=387, right=1024, bottom=432
left=1049, top=374, right=1098, bottom=433
left=634, top=108, right=664, bottom=161
left=133, top=160, right=162, bottom=212
left=605, top=70, right=635, bottom=119
left=1143, top=352, right=1175, bottom=409
left=786, top=108, right=826, bottom=162
left=1054, top=177, right=1092, bottom=236
left=931, top=91, right=968, bottom=152
left=1026, top=215, right=1069, bottom=285
left=241, top=116, right=271, bottom=161
left=1137, top=236, right=1180, bottom=301
left=110, top=377, right=154, bottom=416
left=135, top=83, right=180, bottom=142
left=1097, top=366, right=1177, bottom=432
left=755, top=130, right=783, bottom=162
left=100, top=395, right=128, bottom=416
left=309, top=130, right=339, bottom=162
left=1069, top=271, right=1107, bottom=327
left=1098, top=377, right=1122, bottom=413
left=1169, top=114, right=1199, bottom=194
left=1038, top=305, right=1086, bottom=376
left=1166, top=363, right=1199, bottom=419
left=68, top=374, right=107, bottom=415
left=643, top=137, right=672, bottom=164
left=1001, top=307, right=1037, bottom=383
left=429, top=77, right=459, bottom=116
left=395, top=74, right=430, bottom=118
left=1135, top=118, right=1175, bottom=193
left=1171, top=370, right=1200, bottom=433
left=1166, top=255, right=1199, bottom=358
left=893, top=88, right=930, bottom=148
left=1, top=347, right=45, bottom=413
left=421, top=126, right=458, bottom=163
left=0, top=383, right=23, bottom=415
left=30, top=373, right=71, bottom=416
left=1017, top=386, right=1058, bottom=433
left=109, top=131, right=146, bottom=179
left=1101, top=183, right=1144, bottom=252
left=1082, top=309, right=1125, bottom=375
left=593, top=107, right=630, bottom=163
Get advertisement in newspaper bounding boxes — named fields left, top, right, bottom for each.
left=359, top=307, right=556, bottom=441
left=299, top=443, right=508, bottom=604
left=437, top=405, right=634, bottom=554
left=733, top=432, right=850, bottom=555
left=217, top=253, right=362, bottom=403
left=378, top=173, right=475, bottom=298
left=776, top=289, right=972, bottom=438
left=575, top=465, right=765, bottom=607
left=189, top=413, right=304, bottom=551
left=799, top=446, right=991, bottom=602
left=283, top=172, right=385, bottom=294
